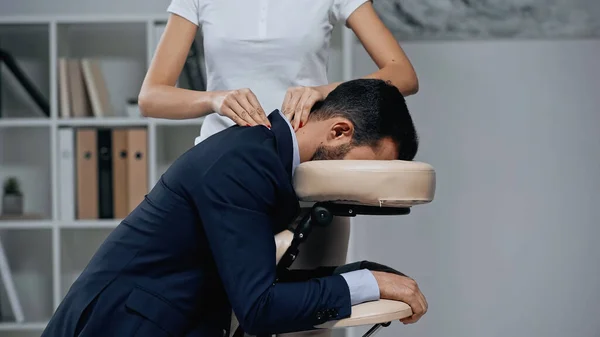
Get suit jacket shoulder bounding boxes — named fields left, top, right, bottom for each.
left=162, top=127, right=286, bottom=200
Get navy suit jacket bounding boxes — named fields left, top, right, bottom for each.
left=41, top=111, right=352, bottom=337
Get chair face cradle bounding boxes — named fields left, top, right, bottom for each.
left=275, top=160, right=437, bottom=337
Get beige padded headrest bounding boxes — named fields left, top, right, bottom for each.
left=293, top=160, right=436, bottom=207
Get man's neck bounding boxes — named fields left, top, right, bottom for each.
left=295, top=127, right=320, bottom=163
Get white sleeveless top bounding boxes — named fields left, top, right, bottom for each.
left=166, top=0, right=368, bottom=144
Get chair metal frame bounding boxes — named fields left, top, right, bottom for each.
left=274, top=202, right=411, bottom=337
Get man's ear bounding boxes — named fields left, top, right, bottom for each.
left=329, top=119, right=353, bottom=141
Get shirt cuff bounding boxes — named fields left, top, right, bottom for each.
left=340, top=269, right=380, bottom=306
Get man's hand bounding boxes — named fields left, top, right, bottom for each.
left=371, top=271, right=428, bottom=324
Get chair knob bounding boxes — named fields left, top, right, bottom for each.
left=311, top=206, right=333, bottom=226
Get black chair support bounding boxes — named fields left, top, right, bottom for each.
left=277, top=202, right=410, bottom=273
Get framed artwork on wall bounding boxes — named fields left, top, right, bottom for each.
left=373, top=0, right=600, bottom=40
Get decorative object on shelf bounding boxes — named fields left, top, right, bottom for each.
left=0, top=48, right=50, bottom=117
left=125, top=98, right=141, bottom=118
left=2, top=177, right=23, bottom=216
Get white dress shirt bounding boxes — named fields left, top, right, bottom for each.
left=166, top=0, right=369, bottom=145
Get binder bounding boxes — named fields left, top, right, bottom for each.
left=76, top=128, right=98, bottom=219
left=111, top=129, right=129, bottom=219
left=97, top=129, right=114, bottom=219
left=58, top=128, right=75, bottom=221
left=126, top=128, right=148, bottom=213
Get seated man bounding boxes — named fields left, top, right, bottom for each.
left=41, top=78, right=427, bottom=337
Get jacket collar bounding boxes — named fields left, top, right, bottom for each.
left=268, top=110, right=296, bottom=178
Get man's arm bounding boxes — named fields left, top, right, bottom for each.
left=190, top=144, right=354, bottom=335
left=278, top=261, right=410, bottom=306
left=280, top=210, right=380, bottom=306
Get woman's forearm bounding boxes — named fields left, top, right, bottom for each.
left=138, top=84, right=218, bottom=119
left=316, top=63, right=419, bottom=98
left=361, top=63, right=419, bottom=96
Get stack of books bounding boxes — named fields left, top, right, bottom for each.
left=57, top=58, right=114, bottom=118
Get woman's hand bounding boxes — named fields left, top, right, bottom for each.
left=281, top=86, right=325, bottom=131
left=211, top=88, right=271, bottom=127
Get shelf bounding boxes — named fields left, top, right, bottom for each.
left=57, top=117, right=148, bottom=127
left=0, top=117, right=206, bottom=127
left=150, top=117, right=205, bottom=126
left=0, top=322, right=47, bottom=331
left=56, top=21, right=148, bottom=118
left=0, top=220, right=53, bottom=230
left=0, top=118, right=51, bottom=128
left=0, top=15, right=169, bottom=25
left=59, top=220, right=120, bottom=229
left=0, top=17, right=52, bottom=25
left=55, top=116, right=205, bottom=127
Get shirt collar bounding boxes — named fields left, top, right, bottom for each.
left=275, top=109, right=301, bottom=175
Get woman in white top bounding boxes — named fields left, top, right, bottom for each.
left=138, top=2, right=418, bottom=334
left=139, top=0, right=418, bottom=141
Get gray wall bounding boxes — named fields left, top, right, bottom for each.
left=349, top=38, right=600, bottom=337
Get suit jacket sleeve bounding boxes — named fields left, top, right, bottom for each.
left=190, top=143, right=352, bottom=335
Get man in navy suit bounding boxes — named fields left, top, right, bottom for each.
left=41, top=79, right=427, bottom=337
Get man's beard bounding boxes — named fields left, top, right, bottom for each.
left=311, top=143, right=353, bottom=160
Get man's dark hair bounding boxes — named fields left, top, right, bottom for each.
left=309, top=79, right=419, bottom=160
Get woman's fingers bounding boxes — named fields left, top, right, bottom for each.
left=294, top=90, right=319, bottom=130
left=220, top=106, right=246, bottom=127
left=281, top=90, right=294, bottom=120
left=244, top=90, right=271, bottom=127
left=235, top=90, right=269, bottom=127
left=282, top=88, right=303, bottom=125
left=291, top=90, right=309, bottom=130
left=283, top=87, right=324, bottom=130
left=220, top=88, right=270, bottom=127
left=226, top=94, right=255, bottom=126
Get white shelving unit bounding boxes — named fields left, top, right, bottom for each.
left=0, top=14, right=352, bottom=336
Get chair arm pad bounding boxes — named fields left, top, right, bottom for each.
left=315, top=299, right=412, bottom=329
